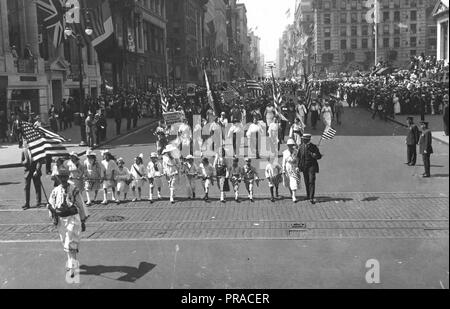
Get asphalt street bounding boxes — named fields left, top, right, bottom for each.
left=0, top=107, right=448, bottom=289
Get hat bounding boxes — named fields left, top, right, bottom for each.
left=69, top=151, right=79, bottom=158
left=245, top=158, right=251, bottom=162
left=162, top=145, right=177, bottom=154
left=101, top=150, right=110, bottom=156
left=137, top=153, right=144, bottom=159
left=302, top=134, right=312, bottom=140
left=286, top=139, right=296, bottom=146
left=202, top=157, right=209, bottom=163
left=233, top=157, right=239, bottom=163
left=186, top=155, right=194, bottom=160
left=150, top=152, right=158, bottom=159
left=117, top=157, right=125, bottom=164
left=56, top=167, right=70, bottom=177
left=420, top=121, right=429, bottom=126
left=86, top=149, right=97, bottom=157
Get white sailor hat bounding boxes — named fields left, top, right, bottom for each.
left=286, top=139, right=296, bottom=146
left=150, top=152, right=158, bottom=159
left=185, top=155, right=194, bottom=160
left=86, top=149, right=97, bottom=157
left=101, top=150, right=111, bottom=156
left=69, top=151, right=79, bottom=158
left=162, top=144, right=177, bottom=154
left=301, top=134, right=312, bottom=140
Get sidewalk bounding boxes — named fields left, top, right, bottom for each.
left=387, top=114, right=449, bottom=145
left=0, top=117, right=158, bottom=169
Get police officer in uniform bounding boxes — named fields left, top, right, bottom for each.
left=419, top=121, right=433, bottom=178
left=297, top=134, right=322, bottom=204
left=405, top=117, right=420, bottom=166
left=21, top=141, right=43, bottom=210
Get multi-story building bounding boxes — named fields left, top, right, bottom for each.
left=297, top=0, right=437, bottom=74
left=434, top=0, right=449, bottom=63
left=248, top=31, right=263, bottom=79
left=166, top=0, right=208, bottom=85
left=236, top=3, right=251, bottom=78
left=296, top=0, right=315, bottom=76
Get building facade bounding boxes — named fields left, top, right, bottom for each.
left=295, top=0, right=437, bottom=74
left=434, top=0, right=449, bottom=63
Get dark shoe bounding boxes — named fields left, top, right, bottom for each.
left=250, top=199, right=255, bottom=203
left=22, top=205, right=30, bottom=210
left=271, top=198, right=275, bottom=203
left=311, top=199, right=316, bottom=205
left=422, top=174, right=431, bottom=178
left=221, top=200, right=226, bottom=204
left=193, top=193, right=196, bottom=199
left=405, top=162, right=411, bottom=165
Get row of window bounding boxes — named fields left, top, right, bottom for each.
left=318, top=0, right=424, bottom=10
left=323, top=23, right=424, bottom=37
left=322, top=10, right=418, bottom=24
left=323, top=36, right=436, bottom=50
left=143, top=22, right=165, bottom=55
left=137, top=0, right=166, bottom=17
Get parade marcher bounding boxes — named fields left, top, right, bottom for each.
left=405, top=117, right=421, bottom=166
left=282, top=139, right=300, bottom=203
left=268, top=116, right=280, bottom=155
left=296, top=101, right=307, bottom=129
left=130, top=154, right=146, bottom=202
left=147, top=152, right=164, bottom=203
left=246, top=117, right=264, bottom=159
left=242, top=158, right=259, bottom=203
left=198, top=157, right=215, bottom=201
left=298, top=134, right=322, bottom=204
left=51, top=157, right=67, bottom=188
left=289, top=118, right=304, bottom=146
left=265, top=103, right=276, bottom=128
left=280, top=102, right=289, bottom=142
left=182, top=155, right=198, bottom=200
left=334, top=98, right=344, bottom=126
left=162, top=145, right=180, bottom=204
left=419, top=121, right=433, bottom=178
left=214, top=155, right=230, bottom=203
left=228, top=119, right=244, bottom=157
left=265, top=157, right=282, bottom=203
left=67, top=152, right=86, bottom=199
left=114, top=158, right=131, bottom=203
left=178, top=118, right=193, bottom=156
left=321, top=101, right=333, bottom=129
left=101, top=150, right=118, bottom=205
left=47, top=166, right=89, bottom=278
left=155, top=121, right=169, bottom=156
left=83, top=150, right=102, bottom=206
left=21, top=141, right=43, bottom=210
left=229, top=157, right=243, bottom=202
left=309, top=100, right=320, bottom=131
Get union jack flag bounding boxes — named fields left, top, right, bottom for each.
left=36, top=0, right=66, bottom=48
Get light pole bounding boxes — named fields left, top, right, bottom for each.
left=168, top=46, right=181, bottom=92
left=64, top=10, right=93, bottom=146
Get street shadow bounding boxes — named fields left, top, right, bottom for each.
left=314, top=197, right=354, bottom=204
left=79, top=262, right=156, bottom=283
left=0, top=182, right=21, bottom=186
left=430, top=174, right=449, bottom=178
left=360, top=197, right=380, bottom=202
left=416, top=165, right=446, bottom=168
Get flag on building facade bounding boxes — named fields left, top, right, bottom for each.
left=322, top=127, right=337, bottom=140
left=36, top=0, right=66, bottom=48
left=159, top=87, right=169, bottom=113
left=21, top=121, right=68, bottom=162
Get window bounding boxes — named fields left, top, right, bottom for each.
left=351, top=13, right=357, bottom=23
left=324, top=1, right=330, bottom=9
left=324, top=27, right=331, bottom=37
left=351, top=26, right=357, bottom=36
left=394, top=0, right=400, bottom=8
left=362, top=25, right=368, bottom=36
left=383, top=11, right=390, bottom=22
left=332, top=0, right=337, bottom=8
left=394, top=26, right=400, bottom=35
left=341, top=0, right=346, bottom=9
left=383, top=25, right=390, bottom=35
left=324, top=40, right=331, bottom=50
left=410, top=49, right=416, bottom=56
left=383, top=38, right=390, bottom=48
left=341, top=39, right=347, bottom=50
left=410, top=24, right=417, bottom=34
left=340, top=13, right=347, bottom=24
left=410, top=11, right=417, bottom=21
left=324, top=14, right=331, bottom=24
left=351, top=0, right=357, bottom=9
left=340, top=27, right=347, bottom=36
left=394, top=37, right=400, bottom=48
left=362, top=38, right=368, bottom=48
left=351, top=38, right=357, bottom=49
left=394, top=11, right=400, bottom=22
left=410, top=37, right=416, bottom=47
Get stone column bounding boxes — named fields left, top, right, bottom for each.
left=437, top=21, right=442, bottom=60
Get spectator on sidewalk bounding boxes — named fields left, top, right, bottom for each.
left=113, top=102, right=122, bottom=136
left=85, top=111, right=95, bottom=148
left=419, top=121, right=433, bottom=178
left=405, top=117, right=420, bottom=166
left=0, top=110, right=7, bottom=143
left=97, top=110, right=107, bottom=141
left=49, top=113, right=58, bottom=133
left=443, top=95, right=449, bottom=136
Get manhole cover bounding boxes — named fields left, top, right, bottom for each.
left=291, top=223, right=307, bottom=229
left=103, top=216, right=127, bottom=222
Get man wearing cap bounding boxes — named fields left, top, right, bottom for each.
left=162, top=146, right=180, bottom=204
left=405, top=117, right=421, bottom=166
left=147, top=153, right=164, bottom=203
left=67, top=152, right=86, bottom=194
left=242, top=158, right=259, bottom=202
left=47, top=166, right=89, bottom=278
left=182, top=155, right=198, bottom=200
left=419, top=121, right=433, bottom=178
left=298, top=134, right=322, bottom=204
left=84, top=150, right=102, bottom=205
left=101, top=150, right=118, bottom=205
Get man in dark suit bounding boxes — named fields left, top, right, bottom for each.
left=405, top=117, right=420, bottom=166
left=443, top=95, right=449, bottom=136
left=419, top=121, right=433, bottom=178
left=21, top=142, right=43, bottom=210
left=297, top=134, right=322, bottom=204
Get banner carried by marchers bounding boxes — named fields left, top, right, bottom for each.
left=163, top=112, right=185, bottom=126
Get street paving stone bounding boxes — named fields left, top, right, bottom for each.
left=0, top=193, right=447, bottom=241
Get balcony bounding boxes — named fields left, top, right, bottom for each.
left=15, top=58, right=37, bottom=74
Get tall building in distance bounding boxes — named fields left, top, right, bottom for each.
left=294, top=0, right=438, bottom=75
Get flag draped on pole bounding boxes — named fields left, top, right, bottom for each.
left=204, top=70, right=216, bottom=115
left=21, top=121, right=68, bottom=162
left=321, top=127, right=337, bottom=140
left=305, top=73, right=313, bottom=109
left=159, top=87, right=169, bottom=113
left=271, top=70, right=288, bottom=122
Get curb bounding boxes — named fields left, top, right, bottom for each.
left=0, top=119, right=159, bottom=170
left=366, top=108, right=449, bottom=146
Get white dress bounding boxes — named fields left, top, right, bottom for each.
left=321, top=106, right=333, bottom=128
left=116, top=167, right=131, bottom=193
left=394, top=97, right=401, bottom=115
left=282, top=149, right=300, bottom=191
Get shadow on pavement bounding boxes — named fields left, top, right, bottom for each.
left=360, top=197, right=380, bottom=202
left=0, top=182, right=21, bottom=186
left=315, top=197, right=355, bottom=204
left=79, top=262, right=156, bottom=283
left=430, top=174, right=449, bottom=178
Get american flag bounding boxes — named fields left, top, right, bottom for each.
left=21, top=121, right=68, bottom=162
left=204, top=70, right=216, bottom=115
left=36, top=0, right=66, bottom=48
left=322, top=127, right=337, bottom=140
left=159, top=87, right=169, bottom=113
left=305, top=73, right=313, bottom=109
left=271, top=70, right=288, bottom=121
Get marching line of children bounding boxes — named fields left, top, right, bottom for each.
left=53, top=147, right=306, bottom=205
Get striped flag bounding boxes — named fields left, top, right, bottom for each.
left=305, top=73, right=313, bottom=109
left=271, top=70, right=288, bottom=121
left=204, top=70, right=216, bottom=115
left=322, top=127, right=337, bottom=140
left=159, top=87, right=169, bottom=113
left=21, top=121, right=68, bottom=162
